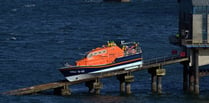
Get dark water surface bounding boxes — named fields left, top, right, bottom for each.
left=1, top=0, right=209, bottom=103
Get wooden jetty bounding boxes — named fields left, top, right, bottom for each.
left=2, top=55, right=189, bottom=96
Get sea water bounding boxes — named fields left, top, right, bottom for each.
left=1, top=0, right=209, bottom=103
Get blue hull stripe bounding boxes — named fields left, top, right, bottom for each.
left=59, top=54, right=142, bottom=77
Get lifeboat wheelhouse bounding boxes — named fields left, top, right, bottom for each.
left=76, top=41, right=124, bottom=66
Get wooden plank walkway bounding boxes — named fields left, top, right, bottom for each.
left=2, top=55, right=189, bottom=95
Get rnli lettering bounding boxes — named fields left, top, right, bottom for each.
left=69, top=70, right=85, bottom=73
left=77, top=70, right=85, bottom=73
left=69, top=71, right=77, bottom=73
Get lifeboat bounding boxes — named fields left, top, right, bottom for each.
left=59, top=41, right=143, bottom=82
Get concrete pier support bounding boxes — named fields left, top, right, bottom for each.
left=188, top=48, right=200, bottom=95
left=124, top=74, right=134, bottom=95
left=85, top=79, right=103, bottom=95
left=182, top=61, right=189, bottom=92
left=125, top=82, right=131, bottom=94
left=93, top=79, right=103, bottom=95
left=189, top=67, right=195, bottom=93
left=157, top=76, right=162, bottom=94
left=120, top=81, right=126, bottom=93
left=149, top=68, right=157, bottom=94
left=148, top=67, right=165, bottom=94
left=193, top=49, right=199, bottom=95
left=85, top=80, right=95, bottom=93
left=117, top=74, right=126, bottom=94
left=117, top=73, right=134, bottom=95
left=151, top=74, right=157, bottom=93
left=54, top=85, right=71, bottom=96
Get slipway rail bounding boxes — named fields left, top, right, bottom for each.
left=2, top=55, right=189, bottom=95
left=142, top=55, right=189, bottom=69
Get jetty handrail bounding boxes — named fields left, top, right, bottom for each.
left=143, top=55, right=183, bottom=66
left=182, top=39, right=209, bottom=45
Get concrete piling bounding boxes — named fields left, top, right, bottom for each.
left=189, top=68, right=195, bottom=93
left=85, top=79, right=103, bottom=95
left=148, top=67, right=157, bottom=93
left=124, top=74, right=134, bottom=95
left=93, top=79, right=103, bottom=95
left=148, top=67, right=165, bottom=94
left=186, top=49, right=200, bottom=95
left=85, top=80, right=95, bottom=93
left=54, top=85, right=71, bottom=96
left=117, top=73, right=134, bottom=95
left=193, top=49, right=199, bottom=95
left=120, top=81, right=126, bottom=93
left=125, top=82, right=131, bottom=94
left=117, top=74, right=126, bottom=94
left=157, top=76, right=162, bottom=94
left=151, top=74, right=157, bottom=93
left=182, top=61, right=189, bottom=92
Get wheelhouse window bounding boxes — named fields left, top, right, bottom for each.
left=87, top=50, right=107, bottom=58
